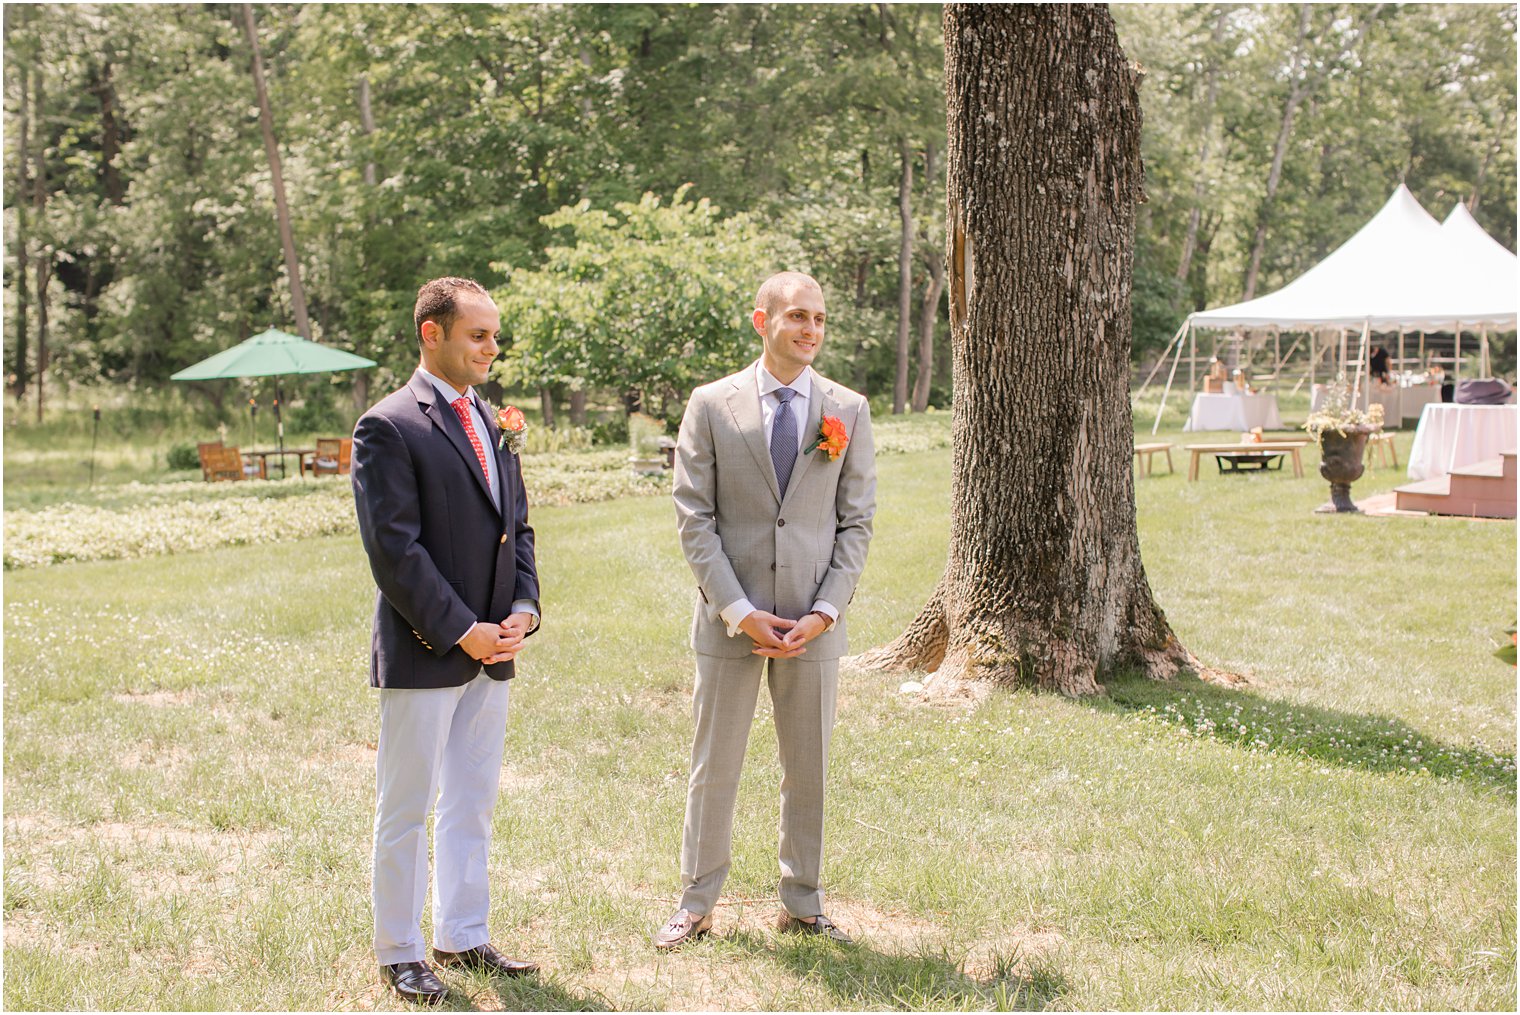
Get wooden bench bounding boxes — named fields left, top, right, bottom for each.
left=1186, top=440, right=1308, bottom=481
left=1133, top=441, right=1174, bottom=476
left=1364, top=430, right=1398, bottom=470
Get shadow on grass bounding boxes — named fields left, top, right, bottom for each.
left=721, top=929, right=1068, bottom=1011
left=1094, top=671, right=1516, bottom=798
left=441, top=973, right=613, bottom=1012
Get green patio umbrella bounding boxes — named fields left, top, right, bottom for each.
left=172, top=328, right=377, bottom=477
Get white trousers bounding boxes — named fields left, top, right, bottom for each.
left=372, top=672, right=510, bottom=965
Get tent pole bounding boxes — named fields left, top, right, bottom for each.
left=1188, top=325, right=1197, bottom=393
left=1154, top=323, right=1190, bottom=435
left=1481, top=327, right=1489, bottom=376
left=1283, top=332, right=1308, bottom=394
left=1397, top=328, right=1405, bottom=381
left=1454, top=324, right=1461, bottom=382
left=1350, top=320, right=1370, bottom=408
left=1273, top=328, right=1281, bottom=381
left=1419, top=330, right=1425, bottom=369
left=1137, top=320, right=1189, bottom=397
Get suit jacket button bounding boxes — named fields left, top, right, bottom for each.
left=500, top=533, right=507, bottom=544
left=777, top=518, right=786, bottom=527
left=770, top=563, right=776, bottom=571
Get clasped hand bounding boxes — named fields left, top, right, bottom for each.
left=739, top=610, right=826, bottom=658
left=460, top=612, right=534, bottom=665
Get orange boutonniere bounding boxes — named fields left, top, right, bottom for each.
left=495, top=405, right=527, bottom=454
left=805, top=415, right=849, bottom=460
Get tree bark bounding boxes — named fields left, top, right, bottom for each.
left=33, top=65, right=49, bottom=423
left=568, top=386, right=588, bottom=427
left=893, top=137, right=914, bottom=415
left=12, top=57, right=31, bottom=403
left=911, top=250, right=944, bottom=413
left=357, top=74, right=377, bottom=187
left=92, top=60, right=126, bottom=204
left=856, top=3, right=1198, bottom=697
left=1176, top=5, right=1227, bottom=283
left=240, top=3, right=312, bottom=339
left=539, top=385, right=557, bottom=430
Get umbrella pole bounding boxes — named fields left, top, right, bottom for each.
left=89, top=405, right=100, bottom=489
left=275, top=379, right=286, bottom=479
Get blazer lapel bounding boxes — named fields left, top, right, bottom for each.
left=780, top=377, right=829, bottom=508
left=726, top=368, right=782, bottom=504
left=412, top=372, right=499, bottom=510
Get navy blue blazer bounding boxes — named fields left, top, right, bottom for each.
left=352, top=370, right=539, bottom=689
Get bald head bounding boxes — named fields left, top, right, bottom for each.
left=755, top=271, right=822, bottom=319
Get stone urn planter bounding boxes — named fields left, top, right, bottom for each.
left=1314, top=425, right=1376, bottom=513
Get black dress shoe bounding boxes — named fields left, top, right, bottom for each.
left=777, top=912, right=853, bottom=944
left=431, top=942, right=539, bottom=977
left=381, top=960, right=449, bottom=1005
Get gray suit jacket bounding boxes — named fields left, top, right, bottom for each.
left=673, top=362, right=876, bottom=660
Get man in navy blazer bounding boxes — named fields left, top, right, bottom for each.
left=352, top=276, right=541, bottom=1005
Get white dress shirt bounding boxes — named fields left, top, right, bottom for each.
left=718, top=363, right=839, bottom=637
left=418, top=367, right=540, bottom=643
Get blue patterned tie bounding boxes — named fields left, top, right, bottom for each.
left=770, top=387, right=799, bottom=498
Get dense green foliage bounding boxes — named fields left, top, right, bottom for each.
left=4, top=3, right=1514, bottom=415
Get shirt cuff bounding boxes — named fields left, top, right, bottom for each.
left=512, top=599, right=541, bottom=632
left=719, top=598, right=757, bottom=637
left=810, top=600, right=839, bottom=629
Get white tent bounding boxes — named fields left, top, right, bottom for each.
left=1188, top=185, right=1515, bottom=331
left=1145, top=186, right=1517, bottom=430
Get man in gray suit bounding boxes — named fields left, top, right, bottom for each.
left=655, top=271, right=876, bottom=948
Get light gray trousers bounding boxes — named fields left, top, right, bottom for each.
left=373, top=672, right=510, bottom=965
left=679, top=653, right=839, bottom=918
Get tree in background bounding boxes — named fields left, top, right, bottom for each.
left=859, top=4, right=1195, bottom=696
left=495, top=186, right=803, bottom=425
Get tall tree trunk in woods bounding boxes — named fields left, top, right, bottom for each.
left=241, top=3, right=311, bottom=339
left=539, top=386, right=556, bottom=430
left=12, top=58, right=32, bottom=403
left=93, top=60, right=125, bottom=204
left=1176, top=6, right=1227, bottom=283
left=1242, top=3, right=1381, bottom=300
left=894, top=138, right=914, bottom=415
left=855, top=3, right=1199, bottom=697
left=33, top=65, right=49, bottom=423
left=1241, top=4, right=1310, bottom=301
left=568, top=387, right=587, bottom=427
left=911, top=142, right=943, bottom=413
left=910, top=253, right=945, bottom=413
left=357, top=74, right=377, bottom=187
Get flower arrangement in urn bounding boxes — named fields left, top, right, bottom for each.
left=1303, top=373, right=1384, bottom=513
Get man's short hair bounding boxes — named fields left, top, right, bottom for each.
left=755, top=271, right=821, bottom=318
left=414, top=277, right=490, bottom=343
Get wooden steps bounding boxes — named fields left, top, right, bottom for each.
left=1394, top=450, right=1516, bottom=518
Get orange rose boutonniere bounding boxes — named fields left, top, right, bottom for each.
left=495, top=405, right=527, bottom=454
left=805, top=415, right=849, bottom=461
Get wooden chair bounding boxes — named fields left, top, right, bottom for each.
left=198, top=441, right=243, bottom=483
left=1364, top=430, right=1398, bottom=471
left=305, top=437, right=352, bottom=477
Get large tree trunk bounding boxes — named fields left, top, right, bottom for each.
left=240, top=4, right=311, bottom=339
left=357, top=73, right=378, bottom=187
left=893, top=137, right=914, bottom=415
left=92, top=60, right=126, bottom=204
left=568, top=386, right=588, bottom=428
left=856, top=3, right=1197, bottom=697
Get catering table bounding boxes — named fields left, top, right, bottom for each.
left=1183, top=392, right=1284, bottom=433
left=1396, top=384, right=1442, bottom=423
left=1406, top=404, right=1517, bottom=481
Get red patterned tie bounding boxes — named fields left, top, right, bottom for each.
left=450, top=396, right=489, bottom=479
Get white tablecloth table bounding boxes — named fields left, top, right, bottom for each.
left=1183, top=392, right=1284, bottom=433
left=1397, top=384, right=1442, bottom=423
left=1406, top=404, right=1518, bottom=481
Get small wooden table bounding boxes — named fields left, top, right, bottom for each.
left=245, top=448, right=315, bottom=480
left=1133, top=441, right=1174, bottom=476
left=1186, top=440, right=1307, bottom=481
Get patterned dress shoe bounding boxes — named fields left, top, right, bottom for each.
left=431, top=943, right=539, bottom=977
left=381, top=960, right=449, bottom=1005
left=653, top=908, right=714, bottom=950
left=777, top=912, right=853, bottom=944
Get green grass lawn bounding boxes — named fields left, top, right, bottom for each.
left=3, top=410, right=1515, bottom=1010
